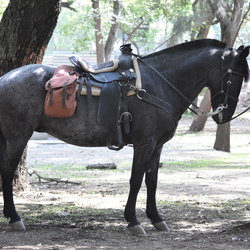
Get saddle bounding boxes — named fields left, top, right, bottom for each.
left=44, top=44, right=136, bottom=150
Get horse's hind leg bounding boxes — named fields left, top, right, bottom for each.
left=0, top=131, right=26, bottom=230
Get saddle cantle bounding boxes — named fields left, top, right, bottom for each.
left=69, top=56, right=119, bottom=74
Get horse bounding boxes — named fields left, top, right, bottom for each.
left=0, top=39, right=249, bottom=235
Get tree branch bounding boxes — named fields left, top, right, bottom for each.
left=121, top=18, right=145, bottom=44
left=29, top=170, right=81, bottom=185
left=236, top=1, right=250, bottom=35
left=61, top=1, right=77, bottom=12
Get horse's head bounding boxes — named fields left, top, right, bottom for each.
left=209, top=46, right=249, bottom=124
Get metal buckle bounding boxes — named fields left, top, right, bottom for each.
left=137, top=89, right=146, bottom=99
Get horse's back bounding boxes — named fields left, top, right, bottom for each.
left=0, top=64, right=54, bottom=105
left=0, top=64, right=54, bottom=87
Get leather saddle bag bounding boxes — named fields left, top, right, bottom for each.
left=44, top=65, right=77, bottom=118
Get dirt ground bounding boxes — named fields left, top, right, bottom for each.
left=0, top=108, right=250, bottom=249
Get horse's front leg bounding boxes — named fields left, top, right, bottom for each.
left=124, top=139, right=157, bottom=235
left=145, top=146, right=169, bottom=231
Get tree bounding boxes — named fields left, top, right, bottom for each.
left=104, top=0, right=121, bottom=61
left=49, top=0, right=183, bottom=59
left=91, top=0, right=121, bottom=63
left=92, top=0, right=105, bottom=63
left=0, top=0, right=61, bottom=191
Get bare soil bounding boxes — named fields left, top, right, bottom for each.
left=0, top=111, right=250, bottom=249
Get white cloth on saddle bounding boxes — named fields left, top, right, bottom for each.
left=78, top=56, right=119, bottom=74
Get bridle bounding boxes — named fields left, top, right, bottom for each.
left=125, top=48, right=247, bottom=123
left=209, top=50, right=247, bottom=123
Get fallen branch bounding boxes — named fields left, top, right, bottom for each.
left=29, top=170, right=81, bottom=185
left=86, top=163, right=117, bottom=170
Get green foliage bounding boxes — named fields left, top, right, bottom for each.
left=0, top=0, right=8, bottom=16
left=48, top=0, right=191, bottom=54
left=2, top=0, right=250, bottom=56
left=47, top=3, right=95, bottom=52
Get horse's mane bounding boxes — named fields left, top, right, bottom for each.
left=141, top=39, right=249, bottom=82
left=142, top=39, right=227, bottom=59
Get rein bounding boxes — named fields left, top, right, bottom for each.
left=125, top=48, right=246, bottom=121
left=228, top=106, right=250, bottom=122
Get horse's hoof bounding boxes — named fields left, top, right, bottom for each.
left=153, top=221, right=170, bottom=231
left=128, top=225, right=147, bottom=235
left=9, top=220, right=26, bottom=230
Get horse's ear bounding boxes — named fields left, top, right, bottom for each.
left=237, top=45, right=244, bottom=53
left=239, top=46, right=250, bottom=59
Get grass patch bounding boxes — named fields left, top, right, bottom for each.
left=158, top=198, right=250, bottom=221
left=159, top=198, right=250, bottom=209
left=162, top=154, right=250, bottom=170
left=17, top=203, right=119, bottom=227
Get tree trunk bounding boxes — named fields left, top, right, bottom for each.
left=220, top=0, right=245, bottom=46
left=189, top=89, right=211, bottom=131
left=0, top=0, right=61, bottom=191
left=92, top=0, right=105, bottom=63
left=104, top=0, right=121, bottom=61
left=214, top=123, right=231, bottom=152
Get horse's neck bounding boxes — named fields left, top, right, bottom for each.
left=142, top=54, right=213, bottom=115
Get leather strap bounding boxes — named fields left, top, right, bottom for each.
left=62, top=79, right=70, bottom=108
left=136, top=89, right=180, bottom=124
left=85, top=77, right=93, bottom=138
left=120, top=83, right=131, bottom=134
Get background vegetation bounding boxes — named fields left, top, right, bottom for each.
left=45, top=0, right=250, bottom=57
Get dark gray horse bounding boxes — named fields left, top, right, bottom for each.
left=0, top=39, right=249, bottom=235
